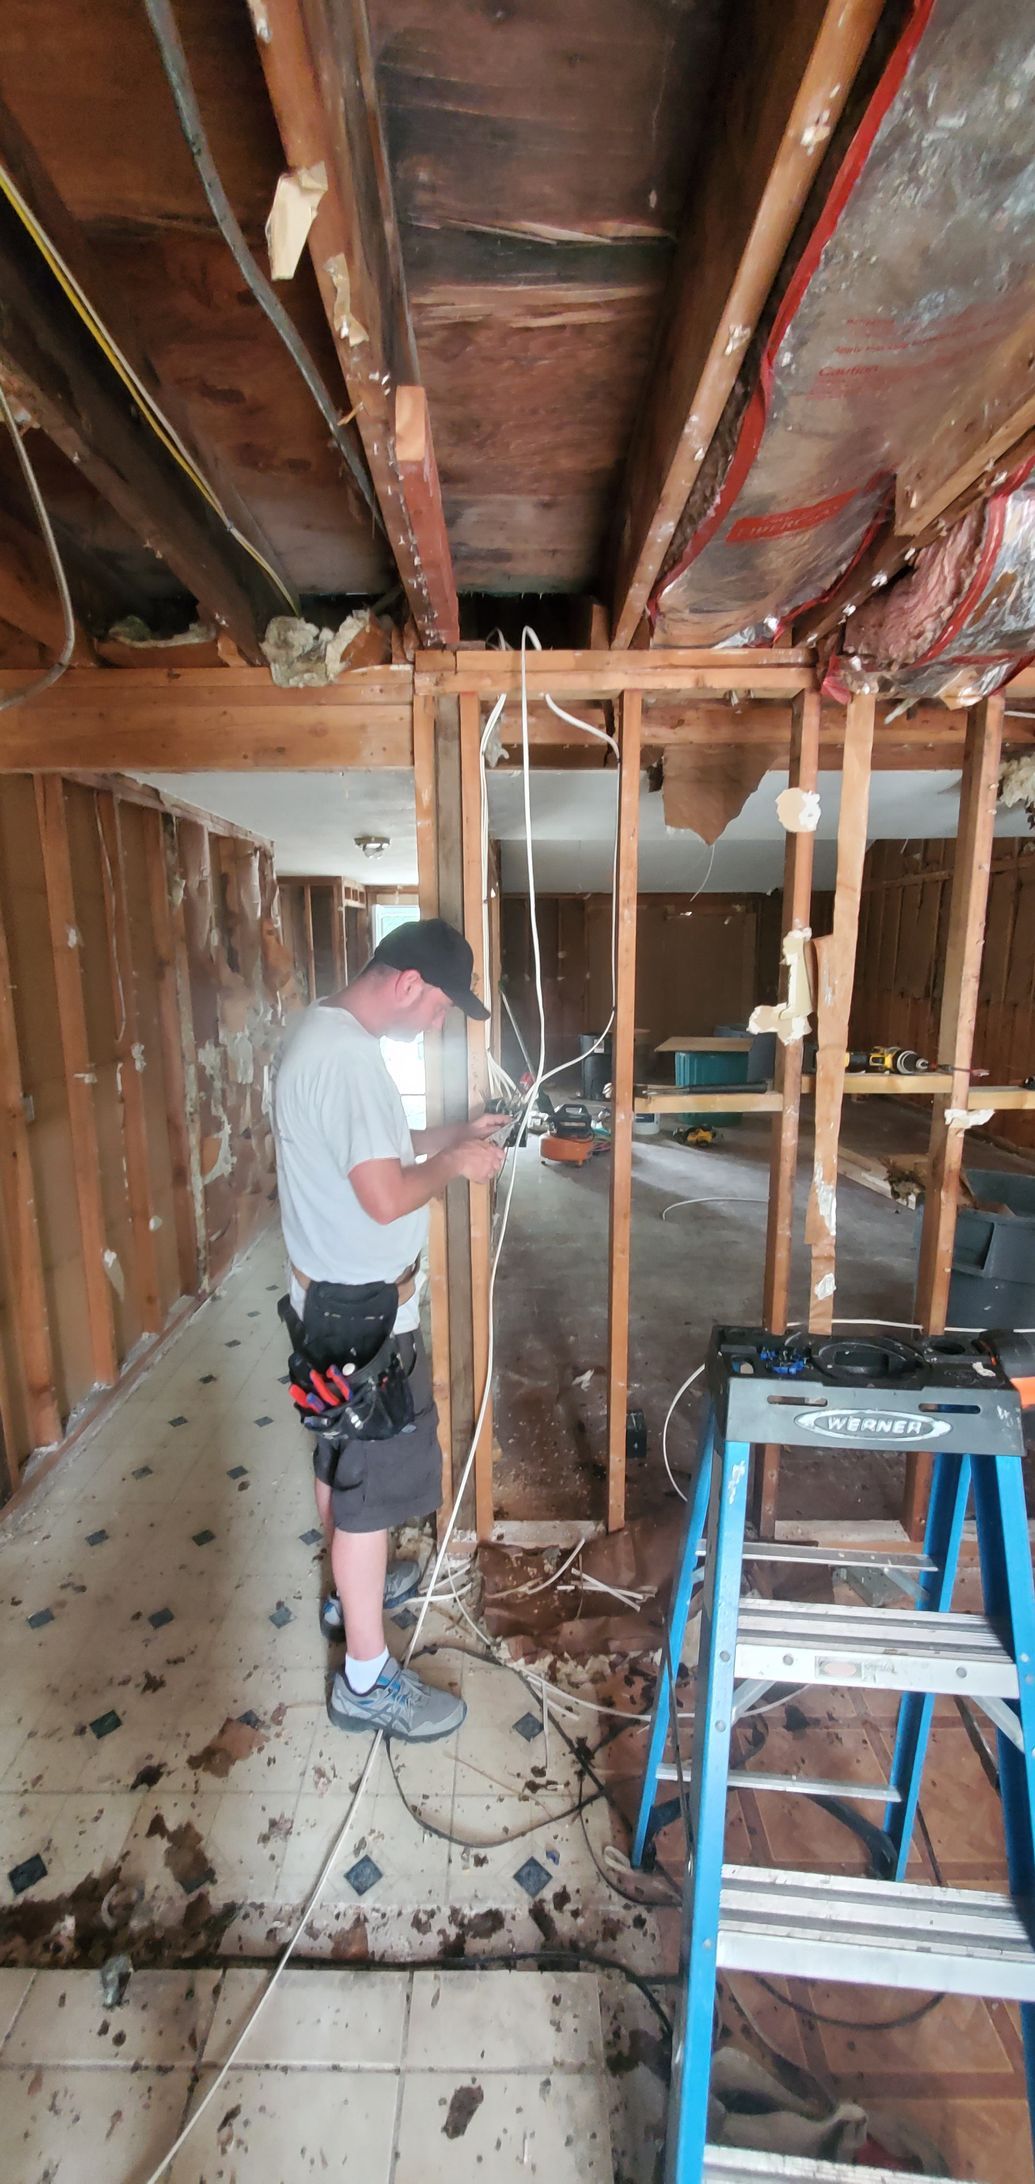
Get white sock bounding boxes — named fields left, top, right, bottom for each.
left=345, top=1647, right=390, bottom=1695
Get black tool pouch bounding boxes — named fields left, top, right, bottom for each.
left=278, top=1281, right=416, bottom=1444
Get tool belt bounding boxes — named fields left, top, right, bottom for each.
left=278, top=1263, right=420, bottom=1445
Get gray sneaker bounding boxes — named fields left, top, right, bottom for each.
left=319, top=1560, right=420, bottom=1641
left=327, top=1662, right=467, bottom=1742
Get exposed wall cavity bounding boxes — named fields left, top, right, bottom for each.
left=0, top=775, right=286, bottom=1499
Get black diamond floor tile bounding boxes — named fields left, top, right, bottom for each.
left=89, top=1709, right=122, bottom=1740
left=513, top=1711, right=544, bottom=1743
left=269, top=1603, right=294, bottom=1628
left=169, top=1416, right=188, bottom=1428
left=225, top=1340, right=241, bottom=1349
left=193, top=1529, right=215, bottom=1547
left=237, top=1709, right=262, bottom=1729
left=392, top=1608, right=417, bottom=1631
left=86, top=1529, right=108, bottom=1548
left=254, top=1416, right=273, bottom=1428
left=9, top=1853, right=47, bottom=1896
left=344, top=1855, right=382, bottom=1898
left=26, top=1608, right=54, bottom=1630
left=132, top=1465, right=152, bottom=1479
left=514, top=1856, right=552, bottom=1899
left=227, top=1465, right=248, bottom=1480
left=199, top=1374, right=217, bottom=1385
left=299, top=1528, right=322, bottom=1546
left=148, top=1608, right=174, bottom=1630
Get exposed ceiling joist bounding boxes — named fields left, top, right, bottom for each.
left=608, top=0, right=885, bottom=649
left=0, top=89, right=292, bottom=659
left=0, top=505, right=78, bottom=652
left=0, top=211, right=283, bottom=664
left=253, top=0, right=460, bottom=645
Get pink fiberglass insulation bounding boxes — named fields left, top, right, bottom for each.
left=652, top=0, right=1035, bottom=675
left=835, top=480, right=1035, bottom=704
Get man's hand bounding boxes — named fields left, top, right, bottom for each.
left=448, top=1136, right=506, bottom=1184
left=467, top=1110, right=509, bottom=1141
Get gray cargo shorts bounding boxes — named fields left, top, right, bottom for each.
left=311, top=1329, right=443, bottom=1534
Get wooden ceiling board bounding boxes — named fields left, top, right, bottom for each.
left=368, top=0, right=727, bottom=592
left=0, top=0, right=388, bottom=602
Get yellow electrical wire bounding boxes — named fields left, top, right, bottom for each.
left=0, top=163, right=299, bottom=615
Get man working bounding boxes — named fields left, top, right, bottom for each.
left=272, top=917, right=505, bottom=1744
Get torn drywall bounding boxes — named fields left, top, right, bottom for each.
left=662, top=741, right=783, bottom=844
left=260, top=608, right=389, bottom=688
left=266, top=164, right=326, bottom=281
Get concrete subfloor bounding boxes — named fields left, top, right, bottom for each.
left=493, top=1100, right=1035, bottom=1528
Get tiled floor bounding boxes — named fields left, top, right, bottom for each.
left=0, top=1233, right=632, bottom=1954
left=1, top=1227, right=1033, bottom=2181
left=0, top=1965, right=615, bottom=2181
left=0, top=1232, right=658, bottom=2179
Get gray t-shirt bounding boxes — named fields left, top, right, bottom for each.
left=272, top=1002, right=426, bottom=1333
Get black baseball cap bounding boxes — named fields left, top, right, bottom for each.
left=370, top=917, right=490, bottom=1021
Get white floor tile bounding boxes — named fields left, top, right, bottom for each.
left=3, top=1968, right=220, bottom=2068
left=169, top=2064, right=397, bottom=2182
left=407, top=1968, right=604, bottom=2071
left=0, top=1966, right=34, bottom=2043
left=202, top=1966, right=407, bottom=2068
left=393, top=2067, right=613, bottom=2182
left=0, top=2063, right=190, bottom=2182
left=1, top=1790, right=139, bottom=1902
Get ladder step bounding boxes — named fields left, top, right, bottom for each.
left=718, top=1865, right=1035, bottom=2001
left=736, top=1599, right=1018, bottom=1697
left=657, top=1765, right=899, bottom=1804
left=698, top=1542, right=935, bottom=1574
left=704, top=2149, right=967, bottom=2183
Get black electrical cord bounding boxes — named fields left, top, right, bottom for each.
left=147, top=1940, right=674, bottom=2039
left=384, top=1729, right=606, bottom=1851
left=750, top=1974, right=944, bottom=2038
left=142, top=0, right=383, bottom=533
left=395, top=1634, right=681, bottom=1907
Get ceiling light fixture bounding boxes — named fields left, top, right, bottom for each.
left=355, top=834, right=389, bottom=859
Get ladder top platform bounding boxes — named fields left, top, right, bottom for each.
left=706, top=1327, right=1025, bottom=1457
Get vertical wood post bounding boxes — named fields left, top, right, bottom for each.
left=413, top=691, right=455, bottom=1520
left=754, top=691, right=820, bottom=1533
left=303, top=882, right=317, bottom=999
left=905, top=692, right=1004, bottom=1535
left=168, top=816, right=208, bottom=1291
left=35, top=775, right=119, bottom=1389
left=145, top=811, right=202, bottom=1300
left=459, top=691, right=494, bottom=1538
left=331, top=877, right=347, bottom=987
left=0, top=889, right=61, bottom=1455
left=434, top=697, right=477, bottom=1524
left=97, top=794, right=162, bottom=1335
left=605, top=690, right=642, bottom=1533
left=805, top=690, right=876, bottom=1333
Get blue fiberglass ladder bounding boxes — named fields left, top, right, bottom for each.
left=633, top=1326, right=1035, bottom=2184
